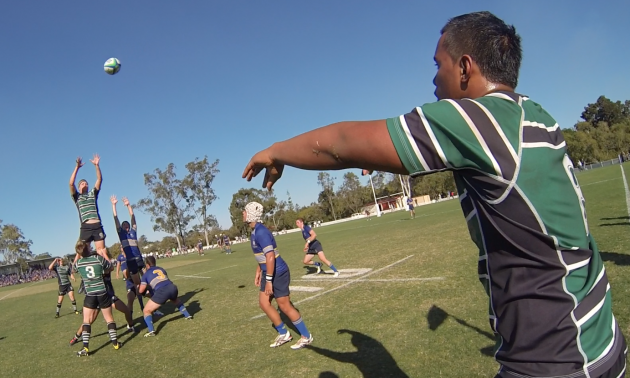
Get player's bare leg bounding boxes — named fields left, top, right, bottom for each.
left=276, top=296, right=313, bottom=349
left=142, top=299, right=162, bottom=337
left=112, top=298, right=134, bottom=330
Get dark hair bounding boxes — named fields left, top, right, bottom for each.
left=440, top=11, right=522, bottom=88
left=296, top=218, right=304, bottom=223
left=145, top=256, right=156, bottom=267
left=121, top=221, right=130, bottom=229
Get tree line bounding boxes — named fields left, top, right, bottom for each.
left=2, top=96, right=627, bottom=262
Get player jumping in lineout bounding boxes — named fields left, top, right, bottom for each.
left=111, top=195, right=145, bottom=309
left=295, top=218, right=339, bottom=277
left=70, top=154, right=108, bottom=257
left=48, top=257, right=80, bottom=318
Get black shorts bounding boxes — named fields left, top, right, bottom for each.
left=151, top=284, right=178, bottom=305
left=126, top=256, right=143, bottom=275
left=84, top=293, right=112, bottom=310
left=259, top=269, right=290, bottom=298
left=306, top=240, right=324, bottom=255
left=58, top=284, right=74, bottom=296
left=79, top=222, right=106, bottom=243
left=104, top=280, right=119, bottom=302
left=408, top=205, right=414, bottom=210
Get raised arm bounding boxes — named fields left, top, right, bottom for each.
left=123, top=197, right=136, bottom=230
left=111, top=195, right=121, bottom=230
left=91, top=154, right=102, bottom=191
left=243, top=120, right=406, bottom=190
left=69, top=158, right=84, bottom=196
left=48, top=258, right=58, bottom=271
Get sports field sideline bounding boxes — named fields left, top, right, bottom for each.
left=1, top=164, right=629, bottom=377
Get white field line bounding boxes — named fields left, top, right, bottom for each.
left=175, top=264, right=238, bottom=279
left=0, top=280, right=47, bottom=301
left=250, top=255, right=415, bottom=320
left=175, top=275, right=212, bottom=279
left=580, top=177, right=621, bottom=187
left=291, top=277, right=445, bottom=283
left=621, top=165, right=630, bottom=219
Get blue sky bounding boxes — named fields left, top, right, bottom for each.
left=0, top=1, right=628, bottom=256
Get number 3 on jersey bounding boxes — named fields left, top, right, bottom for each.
left=155, top=269, right=166, bottom=280
left=85, top=266, right=96, bottom=278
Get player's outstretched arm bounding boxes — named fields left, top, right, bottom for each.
left=70, top=157, right=84, bottom=196
left=48, top=258, right=58, bottom=271
left=242, top=120, right=407, bottom=190
left=123, top=197, right=137, bottom=230
left=91, top=154, right=102, bottom=191
left=111, top=195, right=121, bottom=230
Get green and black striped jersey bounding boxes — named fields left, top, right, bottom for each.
left=72, top=187, right=101, bottom=223
left=74, top=255, right=110, bottom=296
left=387, top=91, right=624, bottom=378
left=53, top=264, right=71, bottom=285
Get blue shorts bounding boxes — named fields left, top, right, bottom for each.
left=126, top=256, right=143, bottom=275
left=306, top=240, right=324, bottom=255
left=125, top=279, right=136, bottom=293
left=259, top=269, right=290, bottom=298
left=151, top=284, right=178, bottom=305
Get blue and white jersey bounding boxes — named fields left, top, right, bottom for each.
left=118, top=228, right=142, bottom=259
left=250, top=223, right=288, bottom=274
left=141, top=266, right=172, bottom=291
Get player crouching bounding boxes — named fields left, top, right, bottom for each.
left=139, top=256, right=192, bottom=337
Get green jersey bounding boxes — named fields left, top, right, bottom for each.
left=74, top=255, right=110, bottom=296
left=72, top=187, right=101, bottom=223
left=387, top=91, right=624, bottom=377
left=53, top=264, right=71, bottom=285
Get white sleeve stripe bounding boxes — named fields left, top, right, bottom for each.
left=444, top=99, right=503, bottom=177
left=415, top=107, right=451, bottom=168
left=523, top=121, right=559, bottom=132
left=522, top=141, right=566, bottom=150
left=399, top=115, right=430, bottom=172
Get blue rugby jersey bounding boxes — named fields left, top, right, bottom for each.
left=301, top=224, right=316, bottom=241
left=116, top=254, right=127, bottom=271
left=250, top=222, right=288, bottom=274
left=118, top=227, right=142, bottom=259
left=141, top=266, right=172, bottom=291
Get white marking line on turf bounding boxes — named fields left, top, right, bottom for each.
left=0, top=280, right=46, bottom=301
left=621, top=165, right=630, bottom=219
left=580, top=178, right=620, bottom=187
left=250, top=255, right=415, bottom=320
left=175, top=264, right=238, bottom=279
left=175, top=275, right=212, bottom=279
left=292, top=277, right=445, bottom=283
left=300, top=268, right=372, bottom=279
left=290, top=286, right=323, bottom=292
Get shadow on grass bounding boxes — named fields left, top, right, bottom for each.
left=427, top=305, right=495, bottom=357
left=600, top=251, right=630, bottom=266
left=601, top=217, right=630, bottom=221
left=303, top=266, right=319, bottom=275
left=155, top=300, right=201, bottom=334
left=319, top=372, right=340, bottom=378
left=0, top=337, right=5, bottom=341
left=307, top=329, right=410, bottom=378
left=599, top=222, right=630, bottom=227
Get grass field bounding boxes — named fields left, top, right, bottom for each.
left=1, top=164, right=630, bottom=378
